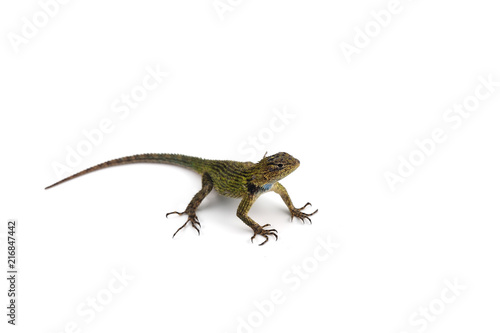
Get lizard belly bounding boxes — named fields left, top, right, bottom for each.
left=214, top=185, right=246, bottom=198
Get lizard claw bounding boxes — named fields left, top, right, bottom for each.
left=166, top=210, right=184, bottom=218
left=290, top=202, right=318, bottom=224
left=167, top=210, right=202, bottom=237
left=251, top=224, right=278, bottom=246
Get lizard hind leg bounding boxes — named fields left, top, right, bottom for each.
left=166, top=173, right=213, bottom=238
left=167, top=211, right=201, bottom=237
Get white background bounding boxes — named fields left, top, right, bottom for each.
left=1, top=0, right=499, bottom=332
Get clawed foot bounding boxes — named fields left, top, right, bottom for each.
left=166, top=210, right=201, bottom=238
left=251, top=224, right=278, bottom=246
left=290, top=202, right=318, bottom=223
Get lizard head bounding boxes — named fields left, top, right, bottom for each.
left=251, top=152, right=300, bottom=185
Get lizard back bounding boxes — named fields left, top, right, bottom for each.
left=203, top=160, right=254, bottom=198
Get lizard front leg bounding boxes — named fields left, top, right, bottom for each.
left=237, top=194, right=278, bottom=246
left=272, top=182, right=318, bottom=223
left=167, top=173, right=213, bottom=237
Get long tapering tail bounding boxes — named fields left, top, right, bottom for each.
left=45, top=153, right=206, bottom=189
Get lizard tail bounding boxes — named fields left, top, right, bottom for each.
left=45, top=153, right=206, bottom=190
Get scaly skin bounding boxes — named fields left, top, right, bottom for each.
left=45, top=152, right=318, bottom=245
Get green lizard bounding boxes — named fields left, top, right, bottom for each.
left=45, top=152, right=317, bottom=245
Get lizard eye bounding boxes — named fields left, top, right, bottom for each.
left=277, top=163, right=283, bottom=168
